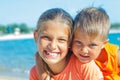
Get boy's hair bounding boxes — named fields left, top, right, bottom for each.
left=36, top=8, right=73, bottom=78
left=74, top=7, right=110, bottom=41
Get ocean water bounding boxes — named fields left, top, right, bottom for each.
left=108, top=33, right=120, bottom=46
left=0, top=38, right=37, bottom=78
left=0, top=33, right=120, bottom=78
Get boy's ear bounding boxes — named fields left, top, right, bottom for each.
left=102, top=39, right=109, bottom=48
left=103, top=39, right=109, bottom=44
left=34, top=30, right=38, bottom=42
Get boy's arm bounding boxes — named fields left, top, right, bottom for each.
left=81, top=60, right=103, bottom=80
left=117, top=50, right=120, bottom=67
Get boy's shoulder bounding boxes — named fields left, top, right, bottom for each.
left=104, top=43, right=119, bottom=56
left=105, top=43, right=119, bottom=48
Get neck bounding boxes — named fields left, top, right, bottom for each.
left=48, top=58, right=69, bottom=75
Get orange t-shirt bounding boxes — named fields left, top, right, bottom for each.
left=95, top=43, right=120, bottom=80
left=30, top=54, right=103, bottom=80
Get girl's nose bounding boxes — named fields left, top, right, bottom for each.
left=48, top=40, right=57, bottom=50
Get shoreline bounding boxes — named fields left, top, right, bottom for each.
left=109, top=29, right=120, bottom=33
left=0, top=29, right=119, bottom=41
left=0, top=33, right=33, bottom=41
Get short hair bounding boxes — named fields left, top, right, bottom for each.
left=74, top=7, right=110, bottom=41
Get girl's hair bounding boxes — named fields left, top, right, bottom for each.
left=74, top=7, right=110, bottom=41
left=36, top=8, right=73, bottom=45
left=36, top=8, right=73, bottom=78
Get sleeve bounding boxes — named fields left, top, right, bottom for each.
left=81, top=60, right=103, bottom=80
left=29, top=65, right=39, bottom=80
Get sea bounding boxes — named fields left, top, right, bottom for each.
left=0, top=33, right=120, bottom=78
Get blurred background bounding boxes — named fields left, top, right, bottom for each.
left=0, top=0, right=120, bottom=80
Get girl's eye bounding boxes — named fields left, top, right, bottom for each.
left=59, top=39, right=67, bottom=43
left=41, top=36, right=50, bottom=40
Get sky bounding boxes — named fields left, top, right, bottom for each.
left=0, top=0, right=120, bottom=27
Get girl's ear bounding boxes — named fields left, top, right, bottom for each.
left=34, top=30, right=38, bottom=43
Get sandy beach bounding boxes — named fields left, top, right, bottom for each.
left=0, top=76, right=28, bottom=80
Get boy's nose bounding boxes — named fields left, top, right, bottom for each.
left=81, top=47, right=88, bottom=54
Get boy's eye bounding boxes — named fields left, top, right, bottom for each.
left=89, top=43, right=97, bottom=48
left=75, top=40, right=82, bottom=45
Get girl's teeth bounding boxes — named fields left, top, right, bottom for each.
left=48, top=52, right=58, bottom=57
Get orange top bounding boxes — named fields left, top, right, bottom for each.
left=30, top=65, right=39, bottom=80
left=30, top=54, right=103, bottom=80
left=95, top=43, right=120, bottom=80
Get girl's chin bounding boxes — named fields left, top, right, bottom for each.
left=43, top=58, right=60, bottom=64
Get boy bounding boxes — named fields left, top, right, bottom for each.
left=73, top=7, right=120, bottom=80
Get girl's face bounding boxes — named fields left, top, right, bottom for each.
left=72, top=29, right=105, bottom=63
left=34, top=20, right=70, bottom=65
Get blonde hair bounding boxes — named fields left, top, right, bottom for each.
left=74, top=7, right=110, bottom=41
left=36, top=8, right=73, bottom=44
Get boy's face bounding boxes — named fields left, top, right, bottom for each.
left=34, top=20, right=69, bottom=65
left=72, top=29, right=105, bottom=63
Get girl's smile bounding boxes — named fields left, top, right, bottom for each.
left=43, top=50, right=60, bottom=59
left=35, top=20, right=70, bottom=65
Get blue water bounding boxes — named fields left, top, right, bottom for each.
left=108, top=33, right=120, bottom=46
left=0, top=33, right=120, bottom=77
left=0, top=38, right=37, bottom=78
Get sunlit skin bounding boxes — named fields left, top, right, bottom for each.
left=72, top=29, right=106, bottom=63
left=34, top=19, right=70, bottom=74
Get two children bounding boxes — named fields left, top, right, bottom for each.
left=30, top=7, right=120, bottom=80
left=30, top=8, right=103, bottom=80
